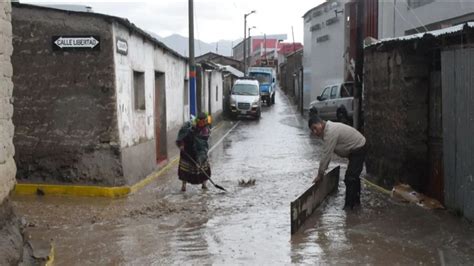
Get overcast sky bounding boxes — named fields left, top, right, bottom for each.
left=23, top=0, right=324, bottom=43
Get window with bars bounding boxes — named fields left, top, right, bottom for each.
left=133, top=71, right=145, bottom=111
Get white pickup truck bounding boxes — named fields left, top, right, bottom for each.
left=309, top=82, right=354, bottom=124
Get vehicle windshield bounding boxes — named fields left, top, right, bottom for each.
left=249, top=73, right=271, bottom=84
left=232, top=84, right=259, bottom=96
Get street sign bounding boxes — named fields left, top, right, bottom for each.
left=52, top=36, right=100, bottom=51
left=290, top=166, right=340, bottom=234
left=116, top=38, right=128, bottom=55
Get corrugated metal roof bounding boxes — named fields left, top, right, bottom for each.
left=367, top=22, right=474, bottom=48
left=215, top=64, right=244, bottom=78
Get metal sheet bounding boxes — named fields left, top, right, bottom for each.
left=441, top=48, right=474, bottom=220
left=290, top=166, right=340, bottom=234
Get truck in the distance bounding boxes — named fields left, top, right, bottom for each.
left=247, top=67, right=276, bottom=106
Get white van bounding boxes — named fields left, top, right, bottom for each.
left=229, top=78, right=261, bottom=119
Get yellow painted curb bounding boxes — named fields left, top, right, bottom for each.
left=14, top=156, right=179, bottom=198
left=14, top=183, right=131, bottom=198
left=130, top=156, right=179, bottom=194
left=45, top=244, right=55, bottom=266
left=362, top=177, right=391, bottom=195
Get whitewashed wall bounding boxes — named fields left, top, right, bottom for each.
left=303, top=1, right=346, bottom=108
left=113, top=23, right=188, bottom=149
left=303, top=11, right=313, bottom=110
left=200, top=69, right=224, bottom=120
left=209, top=70, right=223, bottom=118
left=379, top=0, right=474, bottom=39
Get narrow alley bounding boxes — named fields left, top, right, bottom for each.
left=13, top=90, right=474, bottom=265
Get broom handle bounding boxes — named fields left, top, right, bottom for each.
left=181, top=150, right=215, bottom=183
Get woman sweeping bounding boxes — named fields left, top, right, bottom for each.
left=176, top=112, right=211, bottom=192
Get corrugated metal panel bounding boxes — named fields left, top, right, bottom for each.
left=428, top=71, right=444, bottom=202
left=441, top=48, right=474, bottom=220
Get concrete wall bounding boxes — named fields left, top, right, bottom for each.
left=0, top=0, right=15, bottom=203
left=207, top=70, right=224, bottom=120
left=11, top=5, right=122, bottom=185
left=113, top=23, right=188, bottom=184
left=304, top=0, right=346, bottom=109
left=303, top=12, right=312, bottom=109
left=364, top=43, right=430, bottom=190
left=379, top=0, right=474, bottom=38
left=197, top=67, right=224, bottom=123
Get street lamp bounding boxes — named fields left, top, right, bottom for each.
left=243, top=10, right=256, bottom=75
left=248, top=26, right=256, bottom=38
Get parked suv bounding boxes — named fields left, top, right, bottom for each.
left=229, top=78, right=262, bottom=119
left=309, top=82, right=354, bottom=123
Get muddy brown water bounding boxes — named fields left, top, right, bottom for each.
left=13, top=91, right=474, bottom=265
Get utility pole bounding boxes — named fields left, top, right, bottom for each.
left=354, top=0, right=365, bottom=130
left=243, top=10, right=255, bottom=75
left=188, top=0, right=197, bottom=116
left=264, top=33, right=267, bottom=61
left=291, top=26, right=296, bottom=52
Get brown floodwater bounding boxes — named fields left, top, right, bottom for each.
left=13, top=91, right=474, bottom=265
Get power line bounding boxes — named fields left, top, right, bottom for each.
left=393, top=3, right=421, bottom=34
left=407, top=5, right=429, bottom=32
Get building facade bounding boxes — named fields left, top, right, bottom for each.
left=195, top=62, right=225, bottom=123
left=232, top=34, right=287, bottom=71
left=11, top=4, right=192, bottom=186
left=379, top=0, right=474, bottom=38
left=303, top=0, right=347, bottom=110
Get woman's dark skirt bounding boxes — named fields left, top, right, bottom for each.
left=178, top=153, right=211, bottom=184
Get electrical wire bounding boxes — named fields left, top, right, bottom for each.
left=393, top=2, right=422, bottom=34
left=407, top=4, right=429, bottom=32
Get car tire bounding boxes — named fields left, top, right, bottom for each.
left=271, top=94, right=275, bottom=104
left=337, top=108, right=350, bottom=125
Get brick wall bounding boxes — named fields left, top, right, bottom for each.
left=364, top=43, right=430, bottom=190
left=0, top=0, right=16, bottom=204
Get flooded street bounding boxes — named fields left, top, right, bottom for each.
left=13, top=90, right=474, bottom=265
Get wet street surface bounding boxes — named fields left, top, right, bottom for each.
left=13, top=90, right=474, bottom=265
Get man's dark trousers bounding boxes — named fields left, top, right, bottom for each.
left=344, top=145, right=366, bottom=209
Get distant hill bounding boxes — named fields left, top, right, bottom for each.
left=150, top=33, right=239, bottom=57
